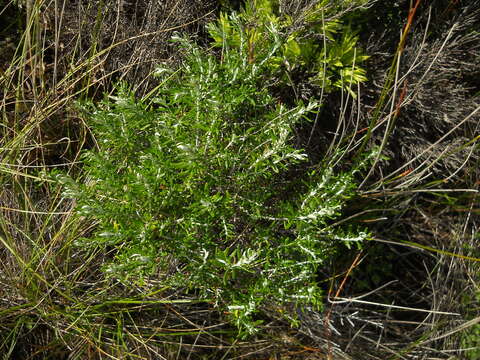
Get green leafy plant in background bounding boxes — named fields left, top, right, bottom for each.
left=53, top=2, right=372, bottom=336
left=461, top=289, right=480, bottom=359
left=208, top=0, right=369, bottom=97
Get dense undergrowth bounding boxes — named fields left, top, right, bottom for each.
left=1, top=0, right=479, bottom=359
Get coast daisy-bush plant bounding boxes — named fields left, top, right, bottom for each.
left=53, top=2, right=371, bottom=335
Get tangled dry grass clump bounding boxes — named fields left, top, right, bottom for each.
left=0, top=0, right=479, bottom=359
left=365, top=1, right=479, bottom=180
left=323, top=0, right=480, bottom=358
left=55, top=0, right=218, bottom=95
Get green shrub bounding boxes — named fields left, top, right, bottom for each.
left=54, top=2, right=372, bottom=335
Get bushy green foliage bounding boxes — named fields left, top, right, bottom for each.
left=54, top=3, right=372, bottom=335
left=208, top=0, right=369, bottom=97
